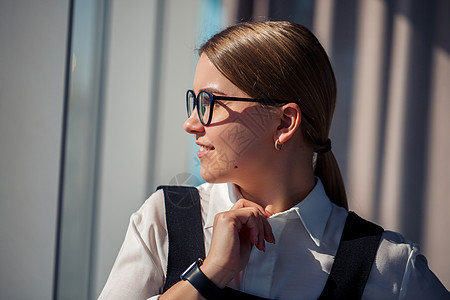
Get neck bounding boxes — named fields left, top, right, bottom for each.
left=235, top=148, right=316, bottom=214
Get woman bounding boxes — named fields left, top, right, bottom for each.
left=99, top=21, right=448, bottom=299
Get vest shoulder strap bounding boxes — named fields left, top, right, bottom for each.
left=318, top=211, right=384, bottom=299
left=157, top=185, right=206, bottom=292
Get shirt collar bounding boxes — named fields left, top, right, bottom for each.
left=289, top=179, right=332, bottom=247
left=203, top=179, right=332, bottom=247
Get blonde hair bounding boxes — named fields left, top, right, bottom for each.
left=200, top=21, right=348, bottom=210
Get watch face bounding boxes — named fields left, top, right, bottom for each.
left=180, top=260, right=198, bottom=279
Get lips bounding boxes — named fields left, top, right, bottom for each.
left=197, top=143, right=215, bottom=158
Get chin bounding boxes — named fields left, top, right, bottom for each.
left=199, top=165, right=230, bottom=184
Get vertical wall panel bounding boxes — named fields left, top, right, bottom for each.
left=348, top=0, right=387, bottom=217
left=379, top=5, right=412, bottom=231
left=93, top=0, right=200, bottom=296
left=151, top=0, right=202, bottom=190
left=312, top=0, right=335, bottom=53
left=423, top=0, right=450, bottom=287
left=56, top=0, right=108, bottom=298
left=93, top=0, right=158, bottom=296
left=425, top=44, right=450, bottom=289
left=0, top=0, right=70, bottom=299
left=327, top=0, right=359, bottom=182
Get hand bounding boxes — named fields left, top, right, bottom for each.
left=200, top=199, right=276, bottom=288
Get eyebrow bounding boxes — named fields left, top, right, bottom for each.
left=199, top=87, right=227, bottom=96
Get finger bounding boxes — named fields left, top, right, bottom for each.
left=261, top=216, right=276, bottom=244
left=257, top=215, right=266, bottom=251
left=221, top=208, right=270, bottom=251
left=236, top=208, right=266, bottom=251
left=232, top=198, right=272, bottom=218
left=248, top=211, right=273, bottom=249
left=245, top=212, right=260, bottom=247
left=239, top=207, right=275, bottom=246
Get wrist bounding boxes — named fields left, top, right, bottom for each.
left=199, top=258, right=234, bottom=289
left=180, top=258, right=225, bottom=299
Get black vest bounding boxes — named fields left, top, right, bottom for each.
left=158, top=185, right=383, bottom=299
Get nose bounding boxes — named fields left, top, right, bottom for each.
left=183, top=110, right=204, bottom=134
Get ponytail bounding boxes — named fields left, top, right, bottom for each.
left=315, top=151, right=348, bottom=210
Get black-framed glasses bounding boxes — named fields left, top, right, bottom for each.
left=186, top=89, right=312, bottom=126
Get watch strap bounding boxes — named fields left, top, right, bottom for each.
left=181, top=259, right=225, bottom=299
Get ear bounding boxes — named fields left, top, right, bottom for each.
left=275, top=103, right=303, bottom=144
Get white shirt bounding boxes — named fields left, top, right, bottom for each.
left=99, top=180, right=449, bottom=299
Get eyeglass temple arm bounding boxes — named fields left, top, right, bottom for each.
left=213, top=96, right=314, bottom=124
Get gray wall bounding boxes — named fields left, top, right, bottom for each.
left=0, top=0, right=70, bottom=299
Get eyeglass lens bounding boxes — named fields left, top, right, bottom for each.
left=186, top=90, right=212, bottom=125
left=198, top=92, right=211, bottom=124
left=187, top=90, right=195, bottom=117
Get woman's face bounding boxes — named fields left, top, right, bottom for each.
left=184, top=54, right=280, bottom=184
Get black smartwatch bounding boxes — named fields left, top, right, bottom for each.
left=180, top=258, right=225, bottom=299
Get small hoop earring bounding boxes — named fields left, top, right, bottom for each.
left=274, top=139, right=283, bottom=151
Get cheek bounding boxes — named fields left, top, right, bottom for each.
left=200, top=107, right=276, bottom=181
left=213, top=120, right=262, bottom=160
left=210, top=105, right=230, bottom=123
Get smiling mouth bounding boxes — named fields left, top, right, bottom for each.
left=200, top=145, right=214, bottom=151
left=197, top=145, right=215, bottom=158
